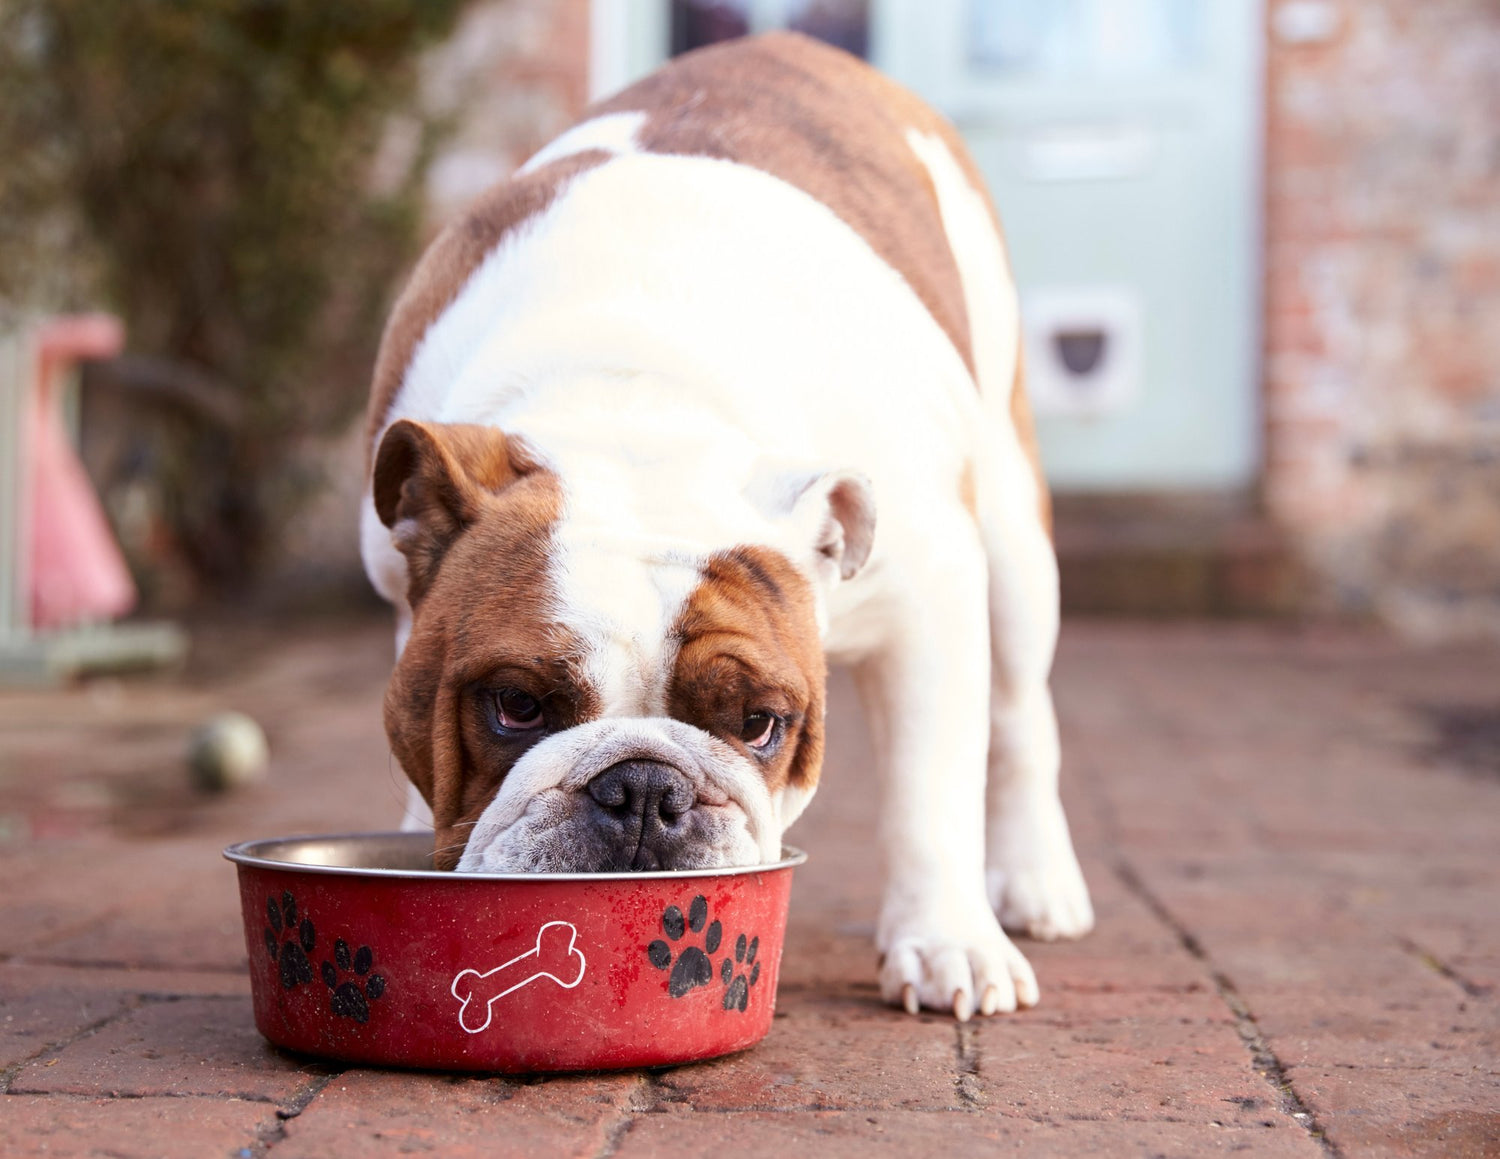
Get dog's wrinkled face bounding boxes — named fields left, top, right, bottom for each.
left=374, top=420, right=839, bottom=873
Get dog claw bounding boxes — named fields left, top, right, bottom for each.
left=979, top=984, right=1000, bottom=1017
left=952, top=989, right=973, bottom=1022
left=901, top=983, right=919, bottom=1015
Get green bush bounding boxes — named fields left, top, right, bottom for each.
left=0, top=0, right=471, bottom=587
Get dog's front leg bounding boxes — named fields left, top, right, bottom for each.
left=855, top=518, right=1038, bottom=1020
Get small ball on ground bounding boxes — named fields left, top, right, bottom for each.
left=189, top=711, right=269, bottom=792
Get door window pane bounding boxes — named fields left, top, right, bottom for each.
left=671, top=0, right=869, bottom=60
left=788, top=0, right=869, bottom=59
left=671, top=1, right=750, bottom=57
left=967, top=0, right=1203, bottom=78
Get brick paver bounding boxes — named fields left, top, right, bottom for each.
left=274, top=1069, right=643, bottom=1158
left=1, top=617, right=1497, bottom=1157
left=10, top=997, right=313, bottom=1102
left=0, top=1094, right=272, bottom=1158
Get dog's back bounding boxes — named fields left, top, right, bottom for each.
left=366, top=33, right=1042, bottom=501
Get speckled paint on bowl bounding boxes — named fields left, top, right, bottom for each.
left=225, top=832, right=804, bottom=1073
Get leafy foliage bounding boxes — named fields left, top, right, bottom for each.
left=0, top=0, right=471, bottom=585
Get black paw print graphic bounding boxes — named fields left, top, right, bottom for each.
left=647, top=895, right=721, bottom=997
left=647, top=896, right=760, bottom=1012
left=321, top=938, right=386, bottom=1024
left=720, top=932, right=761, bottom=1012
left=263, top=891, right=315, bottom=990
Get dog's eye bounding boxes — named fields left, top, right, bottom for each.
left=494, top=688, right=543, bottom=731
left=741, top=712, right=778, bottom=750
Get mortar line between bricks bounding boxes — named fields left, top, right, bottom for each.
left=593, top=1114, right=637, bottom=1158
left=632, top=1070, right=665, bottom=1111
left=590, top=1073, right=655, bottom=1159
left=954, top=1021, right=983, bottom=1107
left=6, top=1088, right=280, bottom=1104
left=1394, top=935, right=1492, bottom=999
left=1113, top=860, right=1343, bottom=1159
left=254, top=1069, right=342, bottom=1155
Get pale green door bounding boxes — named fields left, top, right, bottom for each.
left=598, top=0, right=1264, bottom=492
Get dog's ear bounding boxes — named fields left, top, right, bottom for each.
left=373, top=419, right=517, bottom=602
left=748, top=463, right=876, bottom=588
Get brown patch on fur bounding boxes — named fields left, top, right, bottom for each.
left=595, top=32, right=977, bottom=378
left=363, top=149, right=609, bottom=469
left=376, top=423, right=593, bottom=869
left=667, top=547, right=827, bottom=799
left=373, top=420, right=539, bottom=603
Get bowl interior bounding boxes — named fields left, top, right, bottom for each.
left=225, top=831, right=806, bottom=881
left=235, top=831, right=435, bottom=872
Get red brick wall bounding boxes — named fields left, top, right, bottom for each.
left=421, top=0, right=591, bottom=223
left=1263, top=0, right=1500, bottom=632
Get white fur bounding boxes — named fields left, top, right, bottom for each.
left=905, top=131, right=1020, bottom=401
left=368, top=134, right=1091, bottom=1016
left=516, top=111, right=646, bottom=175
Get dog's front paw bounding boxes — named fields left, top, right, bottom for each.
left=987, top=794, right=1095, bottom=941
left=989, top=861, right=1094, bottom=942
left=878, top=898, right=1038, bottom=1021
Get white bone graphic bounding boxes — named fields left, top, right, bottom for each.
left=451, top=921, right=587, bottom=1034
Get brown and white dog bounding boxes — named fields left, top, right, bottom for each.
left=361, top=33, right=1092, bottom=1020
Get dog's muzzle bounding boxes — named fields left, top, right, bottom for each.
left=453, top=718, right=780, bottom=873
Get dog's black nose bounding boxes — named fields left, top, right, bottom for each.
left=584, top=760, right=698, bottom=870
left=587, top=759, right=695, bottom=824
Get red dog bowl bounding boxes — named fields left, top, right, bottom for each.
left=224, top=832, right=805, bottom=1072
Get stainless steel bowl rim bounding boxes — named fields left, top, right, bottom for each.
left=224, top=830, right=807, bottom=881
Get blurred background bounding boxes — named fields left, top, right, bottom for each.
left=1, top=0, right=1498, bottom=683
left=3, top=7, right=1497, bottom=1138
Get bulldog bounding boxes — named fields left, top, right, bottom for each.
left=361, top=33, right=1092, bottom=1020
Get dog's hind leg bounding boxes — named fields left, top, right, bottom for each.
left=856, top=507, right=1040, bottom=1018
left=974, top=372, right=1093, bottom=941
left=906, top=126, right=1092, bottom=942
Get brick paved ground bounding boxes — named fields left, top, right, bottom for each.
left=0, top=615, right=1496, bottom=1157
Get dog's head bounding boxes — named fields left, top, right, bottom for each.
left=372, top=419, right=874, bottom=872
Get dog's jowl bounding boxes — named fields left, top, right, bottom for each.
left=361, top=33, right=1093, bottom=1019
